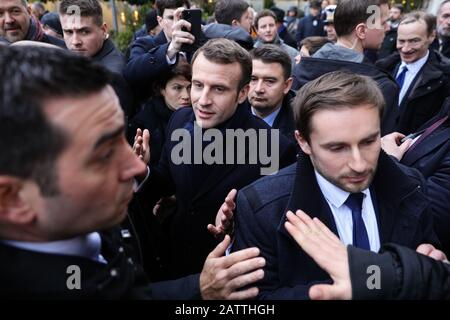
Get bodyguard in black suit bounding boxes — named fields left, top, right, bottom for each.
left=232, top=72, right=439, bottom=299
left=0, top=45, right=266, bottom=300
left=248, top=44, right=296, bottom=144
left=136, top=39, right=297, bottom=279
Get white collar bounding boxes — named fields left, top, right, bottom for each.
left=2, top=232, right=103, bottom=262
left=314, top=170, right=370, bottom=208
left=399, top=50, right=430, bottom=75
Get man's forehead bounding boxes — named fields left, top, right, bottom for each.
left=398, top=20, right=427, bottom=36
left=440, top=3, right=450, bottom=15
left=61, top=15, right=97, bottom=28
left=0, top=0, right=26, bottom=10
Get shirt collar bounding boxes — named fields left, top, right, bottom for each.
left=399, top=50, right=429, bottom=75
left=1, top=232, right=103, bottom=262
left=314, top=170, right=370, bottom=208
left=251, top=105, right=282, bottom=127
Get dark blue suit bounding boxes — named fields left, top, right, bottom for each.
left=138, top=103, right=297, bottom=278
left=400, top=98, right=450, bottom=255
left=233, top=151, right=439, bottom=299
left=124, top=31, right=171, bottom=101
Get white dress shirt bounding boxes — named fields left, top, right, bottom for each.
left=397, top=50, right=429, bottom=104
left=315, top=171, right=381, bottom=252
left=2, top=232, right=107, bottom=263
left=251, top=106, right=282, bottom=127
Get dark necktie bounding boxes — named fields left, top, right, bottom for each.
left=345, top=193, right=370, bottom=250
left=395, top=65, right=408, bottom=90
left=405, top=115, right=449, bottom=156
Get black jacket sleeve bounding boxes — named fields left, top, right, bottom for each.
left=349, top=244, right=450, bottom=300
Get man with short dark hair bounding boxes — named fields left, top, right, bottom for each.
left=135, top=38, right=296, bottom=279
left=0, top=0, right=64, bottom=46
left=253, top=10, right=299, bottom=67
left=0, top=45, right=266, bottom=299
left=248, top=44, right=296, bottom=143
left=59, top=0, right=133, bottom=117
left=376, top=11, right=450, bottom=134
left=202, top=0, right=253, bottom=50
left=292, top=0, right=398, bottom=135
left=232, top=71, right=439, bottom=299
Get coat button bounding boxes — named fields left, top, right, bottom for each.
left=110, top=269, right=119, bottom=277
left=149, top=57, right=155, bottom=64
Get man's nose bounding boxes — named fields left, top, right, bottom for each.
left=348, top=148, right=367, bottom=173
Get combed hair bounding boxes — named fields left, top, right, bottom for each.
left=0, top=46, right=110, bottom=196
left=293, top=71, right=385, bottom=142
left=59, top=0, right=103, bottom=26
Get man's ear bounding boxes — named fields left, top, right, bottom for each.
left=231, top=19, right=240, bottom=28
left=157, top=15, right=163, bottom=26
left=0, top=177, right=36, bottom=225
left=295, top=130, right=312, bottom=155
left=101, top=22, right=108, bottom=37
left=284, top=77, right=293, bottom=94
left=237, top=84, right=250, bottom=104
left=355, top=23, right=367, bottom=41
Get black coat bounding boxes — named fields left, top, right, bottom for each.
left=349, top=244, right=450, bottom=299
left=295, top=15, right=326, bottom=44
left=376, top=50, right=450, bottom=134
left=232, top=151, right=439, bottom=299
left=0, top=228, right=201, bottom=299
left=92, top=39, right=133, bottom=117
left=292, top=56, right=399, bottom=135
left=400, top=98, right=450, bottom=256
left=272, top=90, right=297, bottom=145
left=138, top=103, right=297, bottom=278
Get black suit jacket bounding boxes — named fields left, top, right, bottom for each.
left=233, top=151, right=439, bottom=299
left=138, top=103, right=297, bottom=278
left=400, top=98, right=450, bottom=255
left=92, top=39, right=133, bottom=117
left=0, top=228, right=200, bottom=299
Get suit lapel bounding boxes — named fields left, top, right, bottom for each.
left=402, top=125, right=449, bottom=166
left=278, top=152, right=339, bottom=239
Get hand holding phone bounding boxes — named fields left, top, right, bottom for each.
left=180, top=9, right=202, bottom=53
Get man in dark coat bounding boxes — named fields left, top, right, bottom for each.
left=295, top=0, right=325, bottom=45
left=0, top=45, right=265, bottom=300
left=59, top=0, right=133, bottom=117
left=125, top=0, right=191, bottom=102
left=0, top=0, right=64, bottom=47
left=376, top=11, right=450, bottom=134
left=248, top=44, right=296, bottom=144
left=292, top=0, right=398, bottom=136
left=232, top=72, right=439, bottom=300
left=136, top=39, right=297, bottom=279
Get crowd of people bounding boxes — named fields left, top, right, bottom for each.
left=0, top=0, right=450, bottom=299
